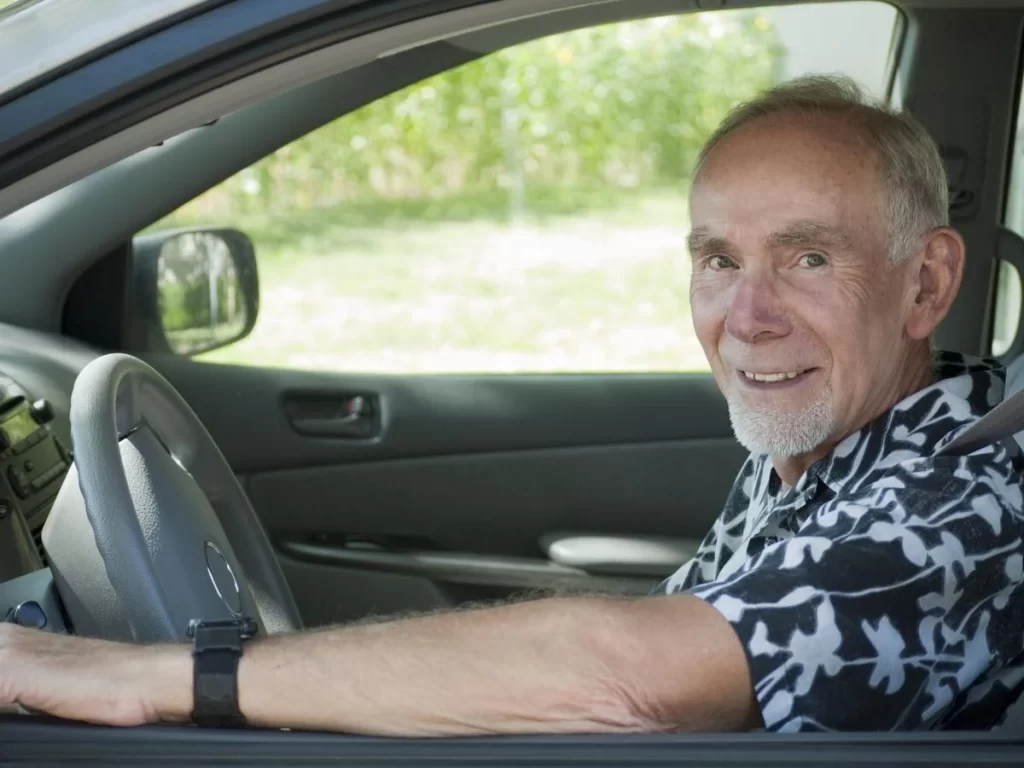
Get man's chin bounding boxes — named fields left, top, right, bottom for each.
left=727, top=401, right=834, bottom=458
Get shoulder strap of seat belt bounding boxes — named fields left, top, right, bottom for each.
left=937, top=225, right=1024, bottom=457
left=937, top=388, right=1024, bottom=457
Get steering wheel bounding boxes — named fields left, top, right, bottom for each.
left=42, top=354, right=302, bottom=641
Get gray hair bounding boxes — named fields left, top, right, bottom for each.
left=693, top=74, right=948, bottom=264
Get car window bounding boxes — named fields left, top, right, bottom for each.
left=147, top=1, right=900, bottom=375
left=991, top=262, right=1022, bottom=358
left=995, top=78, right=1024, bottom=357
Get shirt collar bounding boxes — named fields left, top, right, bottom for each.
left=763, top=350, right=1006, bottom=498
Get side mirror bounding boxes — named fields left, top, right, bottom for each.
left=132, top=228, right=259, bottom=357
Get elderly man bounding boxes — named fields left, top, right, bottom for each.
left=2, top=74, right=1023, bottom=734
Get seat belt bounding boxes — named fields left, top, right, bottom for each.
left=937, top=388, right=1024, bottom=456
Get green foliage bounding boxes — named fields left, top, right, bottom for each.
left=172, top=12, right=781, bottom=224
left=154, top=14, right=782, bottom=373
left=160, top=279, right=238, bottom=332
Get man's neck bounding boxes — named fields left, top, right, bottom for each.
left=771, top=346, right=936, bottom=486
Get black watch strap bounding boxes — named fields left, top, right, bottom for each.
left=188, top=618, right=257, bottom=727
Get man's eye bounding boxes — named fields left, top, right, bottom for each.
left=798, top=252, right=827, bottom=268
left=708, top=255, right=737, bottom=270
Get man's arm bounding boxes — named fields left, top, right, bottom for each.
left=0, top=595, right=759, bottom=735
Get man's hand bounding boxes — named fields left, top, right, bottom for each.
left=0, top=623, right=191, bottom=726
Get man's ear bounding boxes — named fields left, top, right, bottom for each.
left=905, top=227, right=965, bottom=341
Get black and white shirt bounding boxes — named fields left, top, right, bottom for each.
left=657, top=351, right=1024, bottom=731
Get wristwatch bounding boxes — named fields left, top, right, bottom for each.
left=187, top=617, right=258, bottom=727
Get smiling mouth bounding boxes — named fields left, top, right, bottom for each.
left=739, top=368, right=816, bottom=384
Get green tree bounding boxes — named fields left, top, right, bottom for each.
left=174, top=11, right=781, bottom=223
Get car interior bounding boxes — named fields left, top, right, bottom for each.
left=3, top=0, right=1024, bottom=762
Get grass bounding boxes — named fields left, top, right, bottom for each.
left=158, top=188, right=712, bottom=374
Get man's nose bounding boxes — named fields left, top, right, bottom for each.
left=724, top=272, right=791, bottom=343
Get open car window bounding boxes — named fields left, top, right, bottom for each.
left=144, top=1, right=902, bottom=376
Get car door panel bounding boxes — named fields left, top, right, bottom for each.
left=248, top=441, right=735, bottom=559
left=151, top=358, right=736, bottom=466
left=253, top=439, right=735, bottom=624
left=150, top=357, right=743, bottom=626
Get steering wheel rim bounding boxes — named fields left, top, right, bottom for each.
left=43, top=353, right=301, bottom=642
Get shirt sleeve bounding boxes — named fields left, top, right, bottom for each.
left=689, top=451, right=1024, bottom=732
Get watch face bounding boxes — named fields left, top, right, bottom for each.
left=204, top=540, right=243, bottom=616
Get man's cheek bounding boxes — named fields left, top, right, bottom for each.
left=689, top=287, right=727, bottom=345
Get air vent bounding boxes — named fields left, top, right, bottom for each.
left=31, top=526, right=48, bottom=567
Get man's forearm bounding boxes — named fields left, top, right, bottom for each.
left=148, top=594, right=756, bottom=736
left=235, top=597, right=655, bottom=736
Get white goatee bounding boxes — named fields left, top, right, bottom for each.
left=727, top=384, right=835, bottom=457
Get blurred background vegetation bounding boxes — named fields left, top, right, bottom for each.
left=171, top=13, right=780, bottom=227
left=155, top=11, right=784, bottom=373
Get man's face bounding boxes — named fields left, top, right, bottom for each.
left=689, top=115, right=916, bottom=459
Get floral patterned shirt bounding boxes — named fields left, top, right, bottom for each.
left=657, top=351, right=1024, bottom=731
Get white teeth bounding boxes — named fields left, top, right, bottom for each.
left=743, top=370, right=802, bottom=382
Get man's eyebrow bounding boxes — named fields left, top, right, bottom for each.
left=765, top=221, right=853, bottom=250
left=686, top=228, right=730, bottom=255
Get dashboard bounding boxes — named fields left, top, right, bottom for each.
left=0, top=385, right=69, bottom=581
left=0, top=321, right=99, bottom=587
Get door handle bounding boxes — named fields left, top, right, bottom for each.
left=286, top=394, right=378, bottom=438
left=540, top=534, right=698, bottom=578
